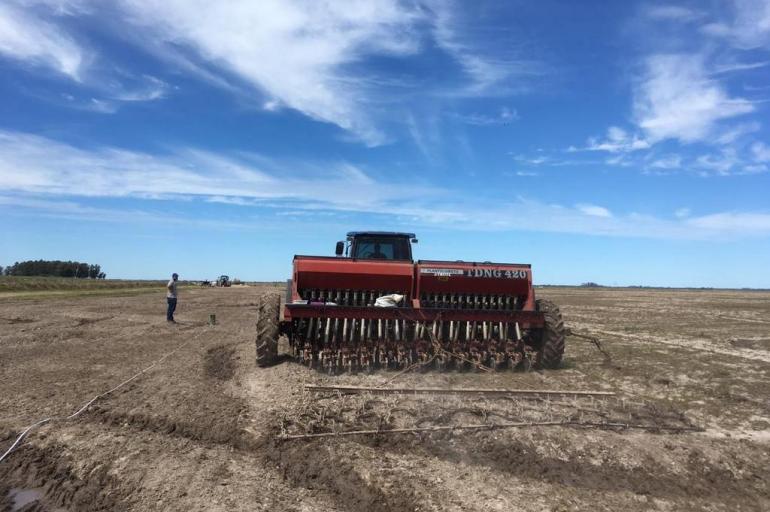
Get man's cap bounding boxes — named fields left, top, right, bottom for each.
left=172, top=273, right=179, bottom=278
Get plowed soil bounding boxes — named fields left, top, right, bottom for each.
left=1, top=286, right=768, bottom=511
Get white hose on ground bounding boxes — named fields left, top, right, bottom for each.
left=0, top=328, right=208, bottom=464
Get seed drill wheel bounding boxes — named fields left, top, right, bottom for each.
left=256, top=291, right=281, bottom=367
left=535, top=299, right=566, bottom=369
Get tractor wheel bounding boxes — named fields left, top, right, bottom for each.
left=535, top=299, right=566, bottom=369
left=256, top=292, right=281, bottom=367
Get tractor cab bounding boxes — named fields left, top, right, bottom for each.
left=336, top=231, right=418, bottom=261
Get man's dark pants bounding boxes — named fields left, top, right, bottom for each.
left=167, top=297, right=177, bottom=321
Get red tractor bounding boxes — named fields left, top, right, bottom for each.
left=256, top=231, right=565, bottom=373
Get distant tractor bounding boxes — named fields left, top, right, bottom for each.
left=216, top=275, right=231, bottom=287
left=255, top=231, right=566, bottom=373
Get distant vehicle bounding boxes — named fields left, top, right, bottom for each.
left=200, top=280, right=212, bottom=287
left=216, top=275, right=231, bottom=287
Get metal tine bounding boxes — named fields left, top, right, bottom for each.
left=394, top=319, right=401, bottom=340
left=324, top=318, right=330, bottom=344
left=482, top=321, right=489, bottom=340
left=306, top=317, right=314, bottom=341
left=378, top=319, right=383, bottom=340
left=343, top=317, right=349, bottom=342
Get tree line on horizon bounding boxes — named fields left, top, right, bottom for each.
left=0, top=260, right=106, bottom=279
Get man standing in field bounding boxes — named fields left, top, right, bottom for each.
left=166, top=273, right=179, bottom=323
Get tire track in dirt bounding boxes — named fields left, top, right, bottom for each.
left=265, top=436, right=426, bottom=512
left=358, top=431, right=770, bottom=508
left=592, top=329, right=770, bottom=363
left=0, top=441, right=132, bottom=511
left=81, top=405, right=258, bottom=452
left=204, top=345, right=237, bottom=381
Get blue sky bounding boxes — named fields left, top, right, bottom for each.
left=1, top=0, right=769, bottom=287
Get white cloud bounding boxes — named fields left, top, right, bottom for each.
left=0, top=2, right=85, bottom=79
left=701, top=0, right=770, bottom=49
left=576, top=204, right=612, bottom=218
left=712, top=59, right=770, bottom=74
left=87, top=98, right=119, bottom=114
left=114, top=76, right=168, bottom=102
left=0, top=130, right=436, bottom=209
left=584, top=126, right=650, bottom=153
left=715, top=121, right=761, bottom=144
left=115, top=0, right=426, bottom=146
left=633, top=54, right=755, bottom=144
left=694, top=149, right=741, bottom=175
left=742, top=164, right=768, bottom=174
left=692, top=146, right=770, bottom=175
left=752, top=141, right=770, bottom=162
left=649, top=154, right=682, bottom=169
left=645, top=5, right=703, bottom=22
left=1, top=130, right=769, bottom=240
left=674, top=207, right=691, bottom=218
left=687, top=212, right=770, bottom=235
left=452, top=107, right=518, bottom=126
left=427, top=0, right=540, bottom=95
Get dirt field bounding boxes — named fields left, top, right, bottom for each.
left=1, top=286, right=768, bottom=511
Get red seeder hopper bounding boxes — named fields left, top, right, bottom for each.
left=256, top=232, right=565, bottom=373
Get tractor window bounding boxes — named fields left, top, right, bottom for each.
left=352, top=237, right=411, bottom=261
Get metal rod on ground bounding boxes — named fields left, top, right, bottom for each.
left=566, top=328, right=612, bottom=361
left=277, top=420, right=704, bottom=440
left=305, top=384, right=616, bottom=398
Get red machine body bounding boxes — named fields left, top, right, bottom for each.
left=283, top=256, right=543, bottom=328
left=270, top=231, right=561, bottom=373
